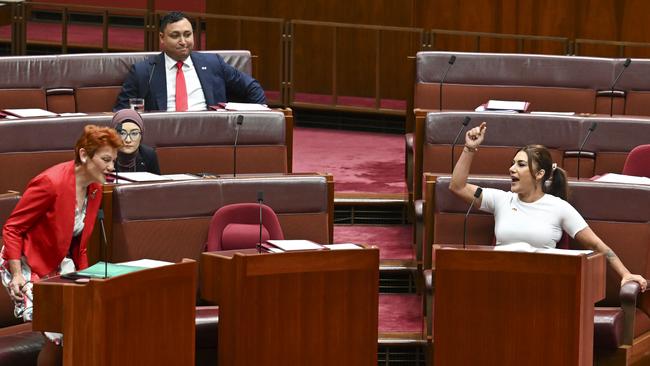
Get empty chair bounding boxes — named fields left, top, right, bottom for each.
left=622, top=144, right=650, bottom=178
left=205, top=203, right=284, bottom=251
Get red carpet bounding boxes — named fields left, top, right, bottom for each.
left=293, top=127, right=406, bottom=194
left=379, top=293, right=424, bottom=333
left=334, top=225, right=413, bottom=260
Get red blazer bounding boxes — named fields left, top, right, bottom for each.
left=2, top=161, right=102, bottom=277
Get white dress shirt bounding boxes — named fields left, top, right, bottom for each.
left=164, top=53, right=207, bottom=111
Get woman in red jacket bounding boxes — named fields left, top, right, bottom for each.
left=1, top=125, right=122, bottom=365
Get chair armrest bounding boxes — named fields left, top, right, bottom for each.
left=405, top=133, right=414, bottom=201
left=414, top=199, right=424, bottom=266
left=423, top=269, right=433, bottom=339
left=620, top=281, right=641, bottom=345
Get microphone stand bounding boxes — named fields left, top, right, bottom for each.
left=463, top=187, right=483, bottom=249
left=257, top=191, right=264, bottom=254
left=233, top=115, right=244, bottom=177
left=438, top=55, right=456, bottom=112
left=609, top=58, right=631, bottom=117
left=450, top=116, right=471, bottom=173
left=97, top=208, right=109, bottom=278
left=576, top=122, right=598, bottom=180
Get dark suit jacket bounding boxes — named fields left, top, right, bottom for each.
left=116, top=144, right=161, bottom=175
left=2, top=161, right=100, bottom=277
left=113, top=52, right=266, bottom=111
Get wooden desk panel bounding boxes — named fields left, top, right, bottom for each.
left=33, top=260, right=197, bottom=366
left=201, top=249, right=379, bottom=366
left=433, top=246, right=605, bottom=366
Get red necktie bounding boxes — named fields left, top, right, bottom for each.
left=175, top=61, right=188, bottom=112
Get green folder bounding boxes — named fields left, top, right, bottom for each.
left=73, top=262, right=146, bottom=278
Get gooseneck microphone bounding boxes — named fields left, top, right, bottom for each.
left=257, top=191, right=264, bottom=254
left=141, top=60, right=157, bottom=110
left=609, top=58, right=631, bottom=117
left=98, top=208, right=109, bottom=278
left=450, top=116, right=471, bottom=172
left=233, top=115, right=244, bottom=177
left=439, top=55, right=457, bottom=112
left=463, top=187, right=483, bottom=249
left=576, top=122, right=598, bottom=180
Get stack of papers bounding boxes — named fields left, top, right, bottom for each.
left=111, top=172, right=171, bottom=182
left=210, top=103, right=271, bottom=111
left=323, top=243, right=363, bottom=250
left=594, top=173, right=650, bottom=185
left=266, top=240, right=324, bottom=251
left=475, top=100, right=530, bottom=113
left=3, top=108, right=58, bottom=118
left=494, top=242, right=592, bottom=256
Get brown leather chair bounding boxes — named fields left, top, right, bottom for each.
left=0, top=192, right=45, bottom=364
left=0, top=51, right=254, bottom=113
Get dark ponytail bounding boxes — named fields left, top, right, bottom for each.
left=518, top=145, right=569, bottom=201
left=546, top=165, right=568, bottom=201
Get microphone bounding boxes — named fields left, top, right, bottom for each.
left=233, top=115, right=244, bottom=177
left=257, top=191, right=264, bottom=254
left=450, top=116, right=471, bottom=172
left=609, top=58, right=631, bottom=117
left=144, top=60, right=156, bottom=106
left=576, top=122, right=598, bottom=180
left=439, top=55, right=457, bottom=112
left=463, top=187, right=483, bottom=249
left=97, top=208, right=109, bottom=278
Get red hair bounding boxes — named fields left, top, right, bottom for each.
left=74, top=125, right=123, bottom=164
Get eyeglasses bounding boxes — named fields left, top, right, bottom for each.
left=119, top=130, right=142, bottom=140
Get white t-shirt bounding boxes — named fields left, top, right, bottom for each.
left=479, top=188, right=588, bottom=248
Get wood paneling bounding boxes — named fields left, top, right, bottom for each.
left=205, top=0, right=650, bottom=109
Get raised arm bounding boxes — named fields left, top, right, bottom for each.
left=449, top=122, right=487, bottom=206
left=575, top=227, right=647, bottom=291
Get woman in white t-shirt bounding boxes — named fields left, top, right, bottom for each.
left=449, top=121, right=647, bottom=290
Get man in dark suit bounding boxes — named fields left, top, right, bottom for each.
left=114, top=11, right=266, bottom=112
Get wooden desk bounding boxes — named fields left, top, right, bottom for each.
left=32, top=260, right=197, bottom=366
left=433, top=245, right=605, bottom=366
left=201, top=248, right=379, bottom=366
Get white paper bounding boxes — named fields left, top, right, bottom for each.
left=117, top=259, right=173, bottom=268
left=494, top=242, right=592, bottom=256
left=160, top=174, right=201, bottom=181
left=112, top=172, right=171, bottom=182
left=529, top=111, right=576, bottom=116
left=537, top=248, right=593, bottom=256
left=323, top=243, right=363, bottom=250
left=493, top=242, right=537, bottom=252
left=594, top=173, right=650, bottom=185
left=223, top=102, right=271, bottom=111
left=4, top=108, right=58, bottom=117
left=58, top=112, right=88, bottom=116
left=486, top=100, right=528, bottom=111
left=267, top=240, right=323, bottom=251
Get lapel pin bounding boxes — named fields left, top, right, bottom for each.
left=201, top=66, right=207, bottom=70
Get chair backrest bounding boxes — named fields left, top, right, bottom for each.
left=205, top=203, right=285, bottom=251
left=0, top=191, right=22, bottom=328
left=0, top=111, right=290, bottom=192
left=414, top=52, right=614, bottom=114
left=0, top=50, right=253, bottom=112
left=108, top=175, right=332, bottom=263
left=622, top=144, right=650, bottom=177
